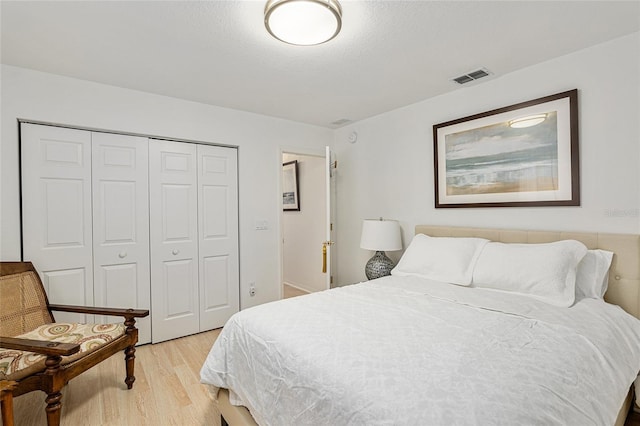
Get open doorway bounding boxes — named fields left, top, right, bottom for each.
left=281, top=152, right=327, bottom=299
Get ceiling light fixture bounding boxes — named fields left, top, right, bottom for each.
left=508, top=113, right=548, bottom=128
left=264, top=0, right=342, bottom=46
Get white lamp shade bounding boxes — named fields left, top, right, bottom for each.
left=360, top=219, right=402, bottom=251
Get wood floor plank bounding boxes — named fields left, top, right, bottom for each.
left=282, top=284, right=309, bottom=299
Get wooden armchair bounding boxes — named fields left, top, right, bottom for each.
left=0, top=262, right=149, bottom=426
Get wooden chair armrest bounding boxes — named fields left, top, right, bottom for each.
left=0, top=336, right=80, bottom=356
left=0, top=380, right=17, bottom=392
left=48, top=304, right=149, bottom=318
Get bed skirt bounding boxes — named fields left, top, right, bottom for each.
left=210, top=386, right=633, bottom=426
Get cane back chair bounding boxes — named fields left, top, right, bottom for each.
left=0, top=262, right=149, bottom=425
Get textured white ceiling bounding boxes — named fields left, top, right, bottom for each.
left=2, top=1, right=639, bottom=128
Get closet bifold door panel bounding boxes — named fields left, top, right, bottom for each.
left=197, top=144, right=239, bottom=331
left=22, top=123, right=240, bottom=344
left=21, top=124, right=95, bottom=323
left=92, top=133, right=151, bottom=344
left=149, top=140, right=200, bottom=343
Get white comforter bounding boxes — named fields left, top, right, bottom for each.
left=200, top=276, right=640, bottom=425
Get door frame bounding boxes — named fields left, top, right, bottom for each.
left=278, top=146, right=327, bottom=300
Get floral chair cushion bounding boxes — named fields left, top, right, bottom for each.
left=0, top=323, right=125, bottom=381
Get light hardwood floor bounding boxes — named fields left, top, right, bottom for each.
left=10, top=329, right=223, bottom=426
left=282, top=284, right=309, bottom=299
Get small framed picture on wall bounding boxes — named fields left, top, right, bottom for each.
left=283, top=160, right=300, bottom=211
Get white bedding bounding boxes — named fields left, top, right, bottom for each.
left=200, top=276, right=640, bottom=425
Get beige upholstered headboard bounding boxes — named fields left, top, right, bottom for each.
left=415, top=225, right=640, bottom=320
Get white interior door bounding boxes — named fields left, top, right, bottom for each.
left=197, top=144, right=239, bottom=330
left=325, top=146, right=337, bottom=289
left=21, top=123, right=94, bottom=323
left=92, top=133, right=151, bottom=344
left=149, top=139, right=199, bottom=343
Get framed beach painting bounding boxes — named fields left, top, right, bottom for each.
left=433, top=89, right=579, bottom=208
left=283, top=160, right=300, bottom=211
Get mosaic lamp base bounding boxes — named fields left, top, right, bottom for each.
left=365, top=251, right=395, bottom=280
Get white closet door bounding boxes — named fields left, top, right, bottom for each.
left=21, top=124, right=93, bottom=323
left=149, top=140, right=199, bottom=343
left=92, top=133, right=151, bottom=344
left=197, top=144, right=239, bottom=330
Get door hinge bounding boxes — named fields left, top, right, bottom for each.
left=330, top=276, right=334, bottom=284
left=330, top=223, right=333, bottom=231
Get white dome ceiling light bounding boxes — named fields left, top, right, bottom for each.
left=508, top=113, right=548, bottom=128
left=264, top=0, right=342, bottom=46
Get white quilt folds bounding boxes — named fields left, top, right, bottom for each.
left=201, top=276, right=640, bottom=426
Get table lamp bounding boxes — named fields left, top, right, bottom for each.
left=360, top=218, right=402, bottom=280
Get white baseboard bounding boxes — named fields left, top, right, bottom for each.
left=282, top=281, right=313, bottom=294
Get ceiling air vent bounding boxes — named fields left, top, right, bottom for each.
left=452, top=68, right=491, bottom=85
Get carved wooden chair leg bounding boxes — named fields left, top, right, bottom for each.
left=45, top=391, right=63, bottom=426
left=0, top=381, right=18, bottom=426
left=124, top=313, right=138, bottom=390
left=124, top=345, right=136, bottom=389
left=43, top=354, right=64, bottom=426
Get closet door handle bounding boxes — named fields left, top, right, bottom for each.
left=118, top=251, right=127, bottom=259
left=172, top=249, right=180, bottom=256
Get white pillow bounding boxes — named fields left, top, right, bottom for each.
left=472, top=240, right=588, bottom=307
left=391, top=234, right=488, bottom=286
left=575, top=249, right=614, bottom=299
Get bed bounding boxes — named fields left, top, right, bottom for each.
left=200, top=226, right=640, bottom=425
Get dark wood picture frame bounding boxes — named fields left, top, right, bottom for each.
left=283, top=160, right=300, bottom=211
left=433, top=89, right=579, bottom=208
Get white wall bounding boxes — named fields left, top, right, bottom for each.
left=0, top=64, right=332, bottom=309
left=282, top=153, right=326, bottom=293
left=333, top=32, right=640, bottom=286
left=4, top=33, right=638, bottom=297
